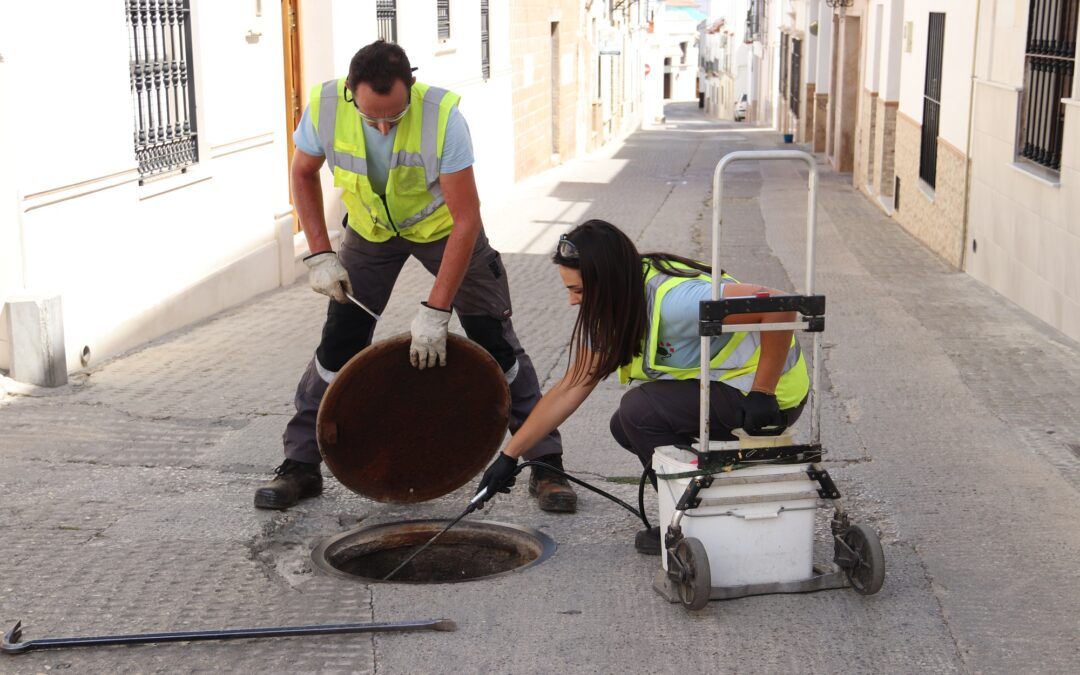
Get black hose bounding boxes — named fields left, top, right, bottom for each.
left=515, top=461, right=651, bottom=528
left=637, top=466, right=653, bottom=531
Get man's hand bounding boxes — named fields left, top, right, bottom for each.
left=409, top=302, right=451, bottom=369
left=737, top=391, right=787, bottom=435
left=304, top=251, right=352, bottom=303
left=475, top=453, right=518, bottom=507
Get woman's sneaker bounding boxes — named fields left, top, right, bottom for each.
left=253, top=459, right=323, bottom=510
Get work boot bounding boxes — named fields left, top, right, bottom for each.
left=253, top=459, right=323, bottom=510
left=635, top=526, right=661, bottom=556
left=527, top=454, right=578, bottom=513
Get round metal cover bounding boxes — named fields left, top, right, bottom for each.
left=316, top=333, right=510, bottom=503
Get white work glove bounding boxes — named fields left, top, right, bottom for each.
left=410, top=302, right=451, bottom=369
left=304, top=251, right=352, bottom=303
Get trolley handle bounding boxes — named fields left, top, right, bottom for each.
left=699, top=294, right=826, bottom=335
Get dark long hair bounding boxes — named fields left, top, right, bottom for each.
left=553, top=219, right=711, bottom=385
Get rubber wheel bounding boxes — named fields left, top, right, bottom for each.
left=674, top=537, right=711, bottom=611
left=842, top=523, right=885, bottom=595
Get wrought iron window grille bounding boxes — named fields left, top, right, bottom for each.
left=919, top=13, right=946, bottom=188
left=377, top=0, right=397, bottom=44
left=126, top=0, right=198, bottom=182
left=1017, top=0, right=1077, bottom=172
left=438, top=0, right=451, bottom=41
left=791, top=38, right=802, bottom=118
left=481, top=0, right=490, bottom=80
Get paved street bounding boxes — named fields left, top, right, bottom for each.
left=3, top=102, right=1080, bottom=674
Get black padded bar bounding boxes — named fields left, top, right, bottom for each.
left=699, top=295, right=825, bottom=335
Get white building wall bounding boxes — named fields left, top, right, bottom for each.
left=0, top=0, right=521, bottom=378
left=1, top=1, right=292, bottom=374
left=966, top=0, right=1080, bottom=342
left=898, top=0, right=977, bottom=153
left=299, top=1, right=517, bottom=211
left=815, top=0, right=833, bottom=96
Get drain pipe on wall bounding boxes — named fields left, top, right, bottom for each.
left=959, top=0, right=984, bottom=271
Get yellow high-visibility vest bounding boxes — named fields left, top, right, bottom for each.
left=617, top=260, right=809, bottom=410
left=309, top=79, right=460, bottom=243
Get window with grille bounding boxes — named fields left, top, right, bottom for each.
left=481, top=0, right=489, bottom=79
left=438, top=0, right=451, bottom=40
left=791, top=38, right=802, bottom=117
left=919, top=13, right=945, bottom=188
left=1018, top=0, right=1078, bottom=172
left=779, top=35, right=788, bottom=96
left=746, top=0, right=767, bottom=42
left=377, top=0, right=397, bottom=43
left=126, top=0, right=198, bottom=181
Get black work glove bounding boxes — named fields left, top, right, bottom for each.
left=737, top=391, right=787, bottom=435
left=475, top=453, right=518, bottom=507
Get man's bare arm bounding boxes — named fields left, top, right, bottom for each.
left=290, top=149, right=332, bottom=253
left=427, top=167, right=483, bottom=309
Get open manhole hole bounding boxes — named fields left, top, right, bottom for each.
left=312, top=520, right=556, bottom=584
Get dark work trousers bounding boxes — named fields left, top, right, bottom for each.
left=609, top=379, right=806, bottom=470
left=283, top=226, right=562, bottom=465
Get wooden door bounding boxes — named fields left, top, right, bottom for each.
left=281, top=0, right=303, bottom=230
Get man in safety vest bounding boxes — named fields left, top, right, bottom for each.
left=254, top=40, right=577, bottom=513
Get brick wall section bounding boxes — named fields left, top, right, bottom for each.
left=802, top=82, right=816, bottom=144
left=855, top=88, right=878, bottom=195
left=509, top=2, right=580, bottom=181
left=893, top=113, right=967, bottom=268
left=814, top=93, right=828, bottom=153
left=873, top=98, right=898, bottom=200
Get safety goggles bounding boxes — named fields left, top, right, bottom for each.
left=355, top=102, right=410, bottom=126
left=557, top=234, right=580, bottom=260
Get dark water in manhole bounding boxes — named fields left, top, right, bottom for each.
left=312, top=520, right=556, bottom=584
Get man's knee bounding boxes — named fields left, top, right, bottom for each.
left=315, top=302, right=377, bottom=373
left=458, top=314, right=517, bottom=373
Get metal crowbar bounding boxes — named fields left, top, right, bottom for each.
left=2, top=618, right=456, bottom=655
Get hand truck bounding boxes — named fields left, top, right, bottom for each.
left=653, top=150, right=885, bottom=611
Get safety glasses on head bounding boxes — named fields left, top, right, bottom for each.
left=557, top=234, right=580, bottom=260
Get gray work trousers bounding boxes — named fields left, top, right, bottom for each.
left=609, top=380, right=806, bottom=469
left=283, top=226, right=562, bottom=465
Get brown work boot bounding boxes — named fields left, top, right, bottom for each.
left=527, top=455, right=577, bottom=513
left=254, top=459, right=323, bottom=510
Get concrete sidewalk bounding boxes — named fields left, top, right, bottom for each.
left=3, top=102, right=1080, bottom=674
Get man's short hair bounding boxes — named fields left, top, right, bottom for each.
left=346, top=40, right=413, bottom=95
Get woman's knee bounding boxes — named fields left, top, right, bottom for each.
left=609, top=410, right=632, bottom=450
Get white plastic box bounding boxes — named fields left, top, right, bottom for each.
left=653, top=444, right=820, bottom=588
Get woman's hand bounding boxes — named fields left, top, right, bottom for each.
left=475, top=453, right=519, bottom=506
left=737, top=391, right=787, bottom=435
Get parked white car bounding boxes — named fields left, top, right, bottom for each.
left=734, top=94, right=748, bottom=122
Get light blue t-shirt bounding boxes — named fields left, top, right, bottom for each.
left=655, top=278, right=735, bottom=369
left=292, top=104, right=474, bottom=195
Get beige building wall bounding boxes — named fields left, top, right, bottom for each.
left=855, top=88, right=878, bottom=193
left=872, top=98, right=898, bottom=202
left=827, top=11, right=862, bottom=173
left=813, top=91, right=829, bottom=152
left=510, top=2, right=582, bottom=181
left=893, top=113, right=967, bottom=267
left=803, top=82, right=817, bottom=144
left=967, top=83, right=1080, bottom=343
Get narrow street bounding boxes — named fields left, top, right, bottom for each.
left=3, top=102, right=1079, bottom=673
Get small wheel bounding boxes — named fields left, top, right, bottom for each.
left=841, top=523, right=885, bottom=595
left=674, top=537, right=711, bottom=610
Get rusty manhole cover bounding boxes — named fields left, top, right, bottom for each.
left=316, top=334, right=511, bottom=503
left=311, top=520, right=556, bottom=584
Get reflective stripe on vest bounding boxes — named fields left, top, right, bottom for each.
left=618, top=261, right=809, bottom=409
left=310, top=79, right=458, bottom=243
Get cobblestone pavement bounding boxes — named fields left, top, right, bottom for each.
left=3, top=103, right=1080, bottom=674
